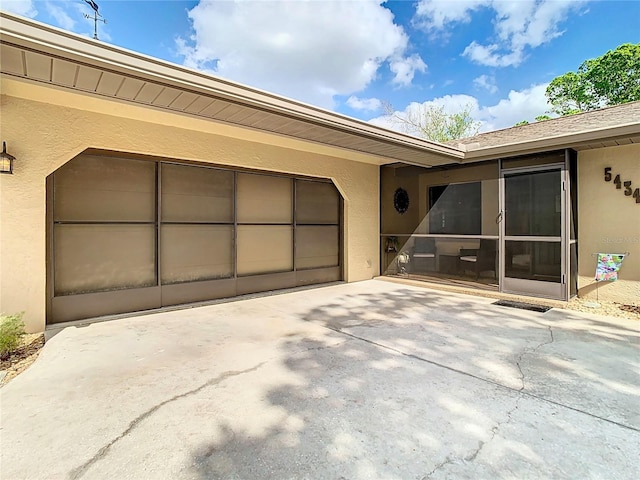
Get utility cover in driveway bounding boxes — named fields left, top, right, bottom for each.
left=493, top=299, right=552, bottom=313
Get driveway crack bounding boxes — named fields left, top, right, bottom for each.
left=68, top=362, right=266, bottom=480
left=516, top=325, right=554, bottom=391
left=327, top=324, right=638, bottom=432
left=423, top=395, right=522, bottom=478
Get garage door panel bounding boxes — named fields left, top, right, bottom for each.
left=51, top=286, right=161, bottom=324
left=236, top=272, right=297, bottom=296
left=54, top=224, right=156, bottom=296
left=161, top=278, right=237, bottom=307
left=54, top=156, right=155, bottom=222
left=296, top=180, right=340, bottom=225
left=161, top=164, right=234, bottom=223
left=296, top=267, right=341, bottom=286
left=237, top=225, right=293, bottom=275
left=237, top=173, right=292, bottom=224
left=296, top=226, right=339, bottom=269
left=160, top=225, right=234, bottom=284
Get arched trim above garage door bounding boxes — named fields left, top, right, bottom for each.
left=46, top=153, right=343, bottom=324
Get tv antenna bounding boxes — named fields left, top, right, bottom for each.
left=82, top=1, right=106, bottom=40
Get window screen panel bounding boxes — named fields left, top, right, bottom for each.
left=237, top=225, right=293, bottom=275
left=237, top=173, right=292, bottom=224
left=160, top=225, right=233, bottom=284
left=54, top=155, right=156, bottom=222
left=428, top=182, right=481, bottom=235
left=505, top=240, right=561, bottom=283
left=296, top=180, right=340, bottom=225
left=54, top=224, right=156, bottom=295
left=296, top=226, right=339, bottom=269
left=505, top=170, right=561, bottom=237
left=161, top=164, right=234, bottom=223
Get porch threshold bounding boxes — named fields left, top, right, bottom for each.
left=376, top=275, right=569, bottom=310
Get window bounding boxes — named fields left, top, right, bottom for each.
left=428, top=182, right=481, bottom=234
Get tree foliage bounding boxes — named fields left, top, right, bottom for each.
left=513, top=115, right=552, bottom=127
left=383, top=102, right=480, bottom=142
left=546, top=43, right=640, bottom=115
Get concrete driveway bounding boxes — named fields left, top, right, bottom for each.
left=1, top=280, right=638, bottom=479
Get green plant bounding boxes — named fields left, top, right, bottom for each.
left=546, top=43, right=640, bottom=115
left=0, top=312, right=25, bottom=360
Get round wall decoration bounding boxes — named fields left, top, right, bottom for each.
left=393, top=188, right=410, bottom=214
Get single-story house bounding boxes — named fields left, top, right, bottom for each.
left=1, top=12, right=638, bottom=333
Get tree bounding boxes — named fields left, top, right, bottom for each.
left=383, top=102, right=480, bottom=142
left=513, top=115, right=553, bottom=127
left=546, top=43, right=640, bottom=115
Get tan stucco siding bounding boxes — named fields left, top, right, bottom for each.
left=0, top=80, right=381, bottom=332
left=380, top=169, right=420, bottom=236
left=577, top=144, right=640, bottom=305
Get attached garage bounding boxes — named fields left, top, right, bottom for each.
left=0, top=12, right=470, bottom=333
left=48, top=153, right=342, bottom=323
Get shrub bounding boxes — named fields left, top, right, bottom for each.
left=0, top=312, right=25, bottom=360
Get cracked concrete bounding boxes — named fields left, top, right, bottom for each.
left=425, top=394, right=524, bottom=478
left=516, top=325, right=554, bottom=391
left=69, top=363, right=267, bottom=480
left=1, top=280, right=638, bottom=479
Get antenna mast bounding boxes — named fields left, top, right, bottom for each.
left=82, top=1, right=106, bottom=40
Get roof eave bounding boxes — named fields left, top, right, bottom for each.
left=461, top=123, right=640, bottom=161
left=0, top=11, right=464, bottom=161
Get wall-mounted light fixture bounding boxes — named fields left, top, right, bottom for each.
left=0, top=142, right=16, bottom=174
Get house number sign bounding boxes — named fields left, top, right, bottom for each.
left=604, top=167, right=639, bottom=203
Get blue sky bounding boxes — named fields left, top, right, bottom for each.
left=3, top=0, right=639, bottom=134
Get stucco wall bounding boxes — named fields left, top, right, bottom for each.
left=0, top=79, right=381, bottom=332
left=380, top=167, right=420, bottom=236
left=577, top=144, right=640, bottom=305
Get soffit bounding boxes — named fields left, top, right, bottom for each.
left=0, top=13, right=463, bottom=168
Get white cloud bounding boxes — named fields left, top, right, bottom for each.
left=414, top=0, right=487, bottom=30
left=390, top=54, right=427, bottom=87
left=415, top=0, right=587, bottom=67
left=473, top=74, right=498, bottom=93
left=177, top=0, right=425, bottom=109
left=346, top=96, right=382, bottom=112
left=0, top=0, right=37, bottom=17
left=45, top=1, right=75, bottom=30
left=368, top=84, right=552, bottom=136
left=477, top=83, right=552, bottom=131
left=463, top=41, right=524, bottom=67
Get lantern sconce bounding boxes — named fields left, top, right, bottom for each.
left=0, top=142, right=16, bottom=174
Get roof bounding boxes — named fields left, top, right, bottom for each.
left=452, top=101, right=640, bottom=160
left=1, top=12, right=639, bottom=167
left=0, top=11, right=461, bottom=168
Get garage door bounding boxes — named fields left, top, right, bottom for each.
left=47, top=154, right=342, bottom=324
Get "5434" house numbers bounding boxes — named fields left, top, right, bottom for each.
left=604, top=167, right=639, bottom=204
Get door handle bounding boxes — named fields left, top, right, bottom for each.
left=495, top=211, right=503, bottom=224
